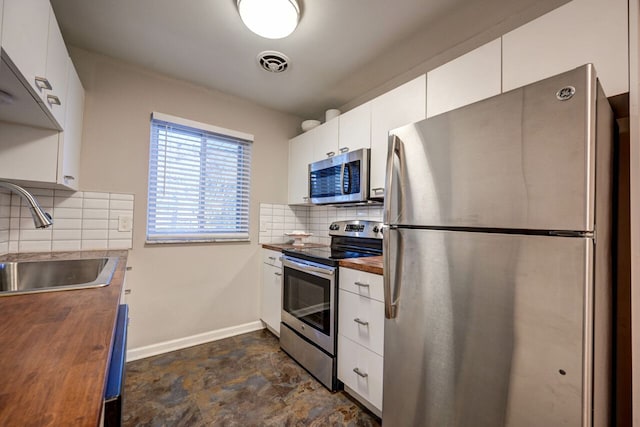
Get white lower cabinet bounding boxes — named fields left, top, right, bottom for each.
left=338, top=334, right=384, bottom=414
left=260, top=249, right=282, bottom=336
left=338, top=289, right=384, bottom=355
left=338, top=267, right=384, bottom=416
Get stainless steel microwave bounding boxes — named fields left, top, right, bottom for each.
left=309, top=148, right=369, bottom=204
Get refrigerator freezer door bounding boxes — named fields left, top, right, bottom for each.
left=383, top=228, right=593, bottom=427
left=385, top=64, right=601, bottom=232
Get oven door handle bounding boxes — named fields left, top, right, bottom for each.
left=283, top=258, right=335, bottom=277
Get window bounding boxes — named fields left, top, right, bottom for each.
left=146, top=112, right=253, bottom=243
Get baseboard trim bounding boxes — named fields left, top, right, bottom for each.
left=126, top=320, right=265, bottom=361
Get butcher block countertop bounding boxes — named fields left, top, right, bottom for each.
left=339, top=256, right=383, bottom=275
left=0, top=250, right=128, bottom=427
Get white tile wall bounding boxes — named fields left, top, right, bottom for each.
left=0, top=187, right=134, bottom=255
left=258, top=202, right=383, bottom=245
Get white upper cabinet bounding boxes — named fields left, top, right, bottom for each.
left=427, top=39, right=502, bottom=118
left=287, top=132, right=314, bottom=205
left=2, top=0, right=70, bottom=129
left=338, top=102, right=371, bottom=153
left=44, top=5, right=69, bottom=126
left=57, top=62, right=84, bottom=190
left=502, top=0, right=628, bottom=96
left=2, top=0, right=49, bottom=101
left=310, top=117, right=339, bottom=162
left=370, top=75, right=426, bottom=199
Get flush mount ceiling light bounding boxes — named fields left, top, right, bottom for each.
left=237, top=0, right=300, bottom=39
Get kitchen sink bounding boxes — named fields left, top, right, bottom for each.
left=0, top=257, right=118, bottom=296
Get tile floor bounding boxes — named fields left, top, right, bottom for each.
left=123, top=329, right=381, bottom=426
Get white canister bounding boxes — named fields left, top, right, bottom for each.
left=325, top=109, right=341, bottom=121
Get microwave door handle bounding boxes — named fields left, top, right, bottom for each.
left=340, top=163, right=346, bottom=195
left=345, top=164, right=352, bottom=194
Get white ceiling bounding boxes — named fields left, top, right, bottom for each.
left=50, top=0, right=568, bottom=119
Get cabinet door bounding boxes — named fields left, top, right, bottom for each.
left=338, top=334, right=384, bottom=412
left=370, top=75, right=426, bottom=198
left=44, top=6, right=69, bottom=126
left=339, top=267, right=384, bottom=302
left=338, top=289, right=385, bottom=355
left=310, top=118, right=339, bottom=162
left=2, top=0, right=49, bottom=101
left=502, top=0, right=628, bottom=96
left=338, top=102, right=371, bottom=153
left=427, top=39, right=501, bottom=118
left=261, top=262, right=282, bottom=336
left=287, top=133, right=313, bottom=205
left=57, top=64, right=84, bottom=190
left=0, top=123, right=58, bottom=184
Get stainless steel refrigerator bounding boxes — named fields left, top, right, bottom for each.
left=382, top=64, right=614, bottom=426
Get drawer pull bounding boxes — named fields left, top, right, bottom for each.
left=353, top=367, right=368, bottom=378
left=326, top=151, right=335, bottom=157
left=274, top=272, right=282, bottom=277
left=268, top=256, right=276, bottom=260
left=34, top=76, right=52, bottom=91
left=371, top=187, right=384, bottom=194
left=47, top=94, right=61, bottom=106
left=339, top=147, right=349, bottom=153
left=354, top=281, right=369, bottom=287
left=353, top=318, right=369, bottom=326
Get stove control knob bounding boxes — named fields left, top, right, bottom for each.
left=373, top=226, right=380, bottom=233
left=329, top=223, right=340, bottom=231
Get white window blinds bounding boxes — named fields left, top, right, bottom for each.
left=147, top=112, right=253, bottom=243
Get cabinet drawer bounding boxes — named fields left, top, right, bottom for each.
left=339, top=267, right=383, bottom=302
left=338, top=334, right=383, bottom=412
left=338, top=289, right=384, bottom=355
left=262, top=249, right=282, bottom=268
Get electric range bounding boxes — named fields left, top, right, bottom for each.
left=279, top=220, right=383, bottom=391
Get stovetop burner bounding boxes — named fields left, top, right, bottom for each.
left=282, top=220, right=383, bottom=266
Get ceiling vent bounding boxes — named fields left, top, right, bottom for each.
left=257, top=51, right=290, bottom=73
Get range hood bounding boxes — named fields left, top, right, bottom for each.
left=0, top=50, right=61, bottom=131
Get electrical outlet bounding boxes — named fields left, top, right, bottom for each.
left=118, top=215, right=133, bottom=232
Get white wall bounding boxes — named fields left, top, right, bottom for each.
left=70, top=48, right=301, bottom=350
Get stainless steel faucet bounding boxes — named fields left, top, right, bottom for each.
left=0, top=181, right=53, bottom=228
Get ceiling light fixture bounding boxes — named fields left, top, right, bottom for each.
left=237, top=0, right=300, bottom=39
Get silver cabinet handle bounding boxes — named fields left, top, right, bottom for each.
left=47, top=95, right=61, bottom=106
left=63, top=175, right=75, bottom=181
left=34, top=76, right=52, bottom=91
left=354, top=281, right=369, bottom=287
left=326, top=151, right=335, bottom=157
left=268, top=256, right=276, bottom=260
left=353, top=367, right=368, bottom=378
left=274, top=272, right=282, bottom=276
left=371, top=187, right=384, bottom=194
left=353, top=318, right=369, bottom=326
left=339, top=147, right=349, bottom=153
left=302, top=196, right=310, bottom=201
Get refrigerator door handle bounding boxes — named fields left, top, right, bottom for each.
left=384, top=134, right=405, bottom=225
left=383, top=228, right=402, bottom=319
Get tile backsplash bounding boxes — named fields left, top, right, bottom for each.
left=0, top=187, right=134, bottom=255
left=259, top=203, right=383, bottom=246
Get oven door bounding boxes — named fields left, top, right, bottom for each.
left=281, top=256, right=337, bottom=355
